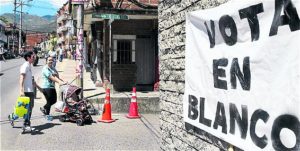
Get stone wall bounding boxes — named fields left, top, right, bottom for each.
left=158, top=0, right=234, bottom=150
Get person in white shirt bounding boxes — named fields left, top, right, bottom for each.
left=0, top=46, right=6, bottom=61
left=19, top=51, right=38, bottom=128
left=48, top=48, right=57, bottom=68
left=58, top=44, right=64, bottom=62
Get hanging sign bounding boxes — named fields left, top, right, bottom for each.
left=92, top=13, right=129, bottom=20
left=184, top=0, right=300, bottom=150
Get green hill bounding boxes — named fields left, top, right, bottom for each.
left=0, top=13, right=56, bottom=33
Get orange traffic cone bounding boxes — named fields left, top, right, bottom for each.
left=126, top=87, right=141, bottom=119
left=98, top=88, right=116, bottom=123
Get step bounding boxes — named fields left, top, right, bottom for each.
left=87, top=95, right=160, bottom=113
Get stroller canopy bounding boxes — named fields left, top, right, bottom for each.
left=60, top=84, right=82, bottom=99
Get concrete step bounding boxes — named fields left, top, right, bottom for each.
left=87, top=95, right=160, bottom=113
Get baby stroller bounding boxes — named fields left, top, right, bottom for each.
left=56, top=84, right=93, bottom=126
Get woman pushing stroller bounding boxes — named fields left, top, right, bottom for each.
left=37, top=56, right=65, bottom=120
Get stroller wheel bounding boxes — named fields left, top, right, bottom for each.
left=59, top=115, right=66, bottom=122
left=76, top=119, right=84, bottom=126
left=85, top=117, right=93, bottom=125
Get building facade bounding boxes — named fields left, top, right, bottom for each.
left=92, top=0, right=158, bottom=91
left=69, top=0, right=159, bottom=91
left=0, top=20, right=7, bottom=48
left=159, top=0, right=232, bottom=150
left=5, top=24, right=24, bottom=55
left=57, top=2, right=75, bottom=56
left=25, top=33, right=48, bottom=50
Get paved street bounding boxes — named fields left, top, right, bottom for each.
left=0, top=58, right=45, bottom=121
left=0, top=58, right=160, bottom=150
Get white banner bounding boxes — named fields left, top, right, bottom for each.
left=184, top=0, right=300, bottom=150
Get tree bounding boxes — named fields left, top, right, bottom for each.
left=0, top=16, right=9, bottom=24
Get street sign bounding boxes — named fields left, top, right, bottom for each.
left=92, top=14, right=129, bottom=20
left=71, top=0, right=88, bottom=4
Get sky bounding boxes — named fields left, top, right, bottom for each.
left=0, top=0, right=68, bottom=16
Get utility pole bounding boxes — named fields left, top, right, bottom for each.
left=19, top=0, right=23, bottom=53
left=70, top=0, right=86, bottom=99
left=77, top=2, right=84, bottom=99
left=15, top=0, right=32, bottom=54
left=13, top=0, right=16, bottom=55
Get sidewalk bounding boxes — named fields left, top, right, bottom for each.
left=55, top=59, right=160, bottom=113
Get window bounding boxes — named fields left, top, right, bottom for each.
left=113, top=35, right=136, bottom=64
left=116, top=40, right=131, bottom=64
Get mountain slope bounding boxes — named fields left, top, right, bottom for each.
left=42, top=15, right=56, bottom=21
left=0, top=13, right=56, bottom=33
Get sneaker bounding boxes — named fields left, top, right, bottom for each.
left=45, top=115, right=53, bottom=121
left=22, top=125, right=33, bottom=132
left=40, top=107, right=47, bottom=115
left=9, top=113, right=19, bottom=120
left=24, top=125, right=31, bottom=131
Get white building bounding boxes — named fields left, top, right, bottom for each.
left=0, top=20, right=7, bottom=48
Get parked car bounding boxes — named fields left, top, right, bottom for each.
left=3, top=51, right=16, bottom=59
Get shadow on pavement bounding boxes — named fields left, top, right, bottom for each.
left=31, top=123, right=62, bottom=135
left=83, top=88, right=96, bottom=91
left=84, top=92, right=105, bottom=99
left=52, top=115, right=62, bottom=120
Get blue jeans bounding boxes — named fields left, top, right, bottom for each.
left=59, top=54, right=63, bottom=62
left=24, top=92, right=34, bottom=126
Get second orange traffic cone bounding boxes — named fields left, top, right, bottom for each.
left=126, top=87, right=141, bottom=119
left=98, top=88, right=116, bottom=123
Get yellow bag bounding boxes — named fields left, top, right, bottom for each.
left=12, top=96, right=30, bottom=120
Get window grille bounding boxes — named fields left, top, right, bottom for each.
left=113, top=40, right=135, bottom=64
